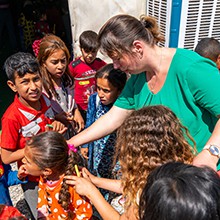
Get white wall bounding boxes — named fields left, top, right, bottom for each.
left=68, top=0, right=146, bottom=61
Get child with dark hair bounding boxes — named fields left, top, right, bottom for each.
left=22, top=131, right=92, bottom=219
left=1, top=52, right=66, bottom=219
left=38, top=34, right=84, bottom=138
left=139, top=162, right=220, bottom=220
left=81, top=63, right=127, bottom=201
left=195, top=37, right=220, bottom=70
left=68, top=30, right=106, bottom=121
left=65, top=105, right=196, bottom=220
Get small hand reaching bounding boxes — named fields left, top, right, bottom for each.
left=17, top=164, right=28, bottom=180
left=80, top=148, right=88, bottom=159
left=73, top=108, right=85, bottom=133
left=64, top=174, right=97, bottom=198
left=51, top=121, right=67, bottom=134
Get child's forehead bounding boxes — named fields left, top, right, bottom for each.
left=82, top=48, right=98, bottom=53
left=15, top=71, right=41, bottom=79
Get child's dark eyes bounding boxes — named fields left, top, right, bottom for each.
left=97, top=86, right=111, bottom=93
left=61, top=59, right=66, bottom=64
left=51, top=60, right=59, bottom=64
left=103, top=89, right=110, bottom=93
left=51, top=59, right=66, bottom=64
left=21, top=80, right=28, bottom=85
left=33, top=76, right=41, bottom=82
left=20, top=76, right=40, bottom=84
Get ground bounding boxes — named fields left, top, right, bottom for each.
left=9, top=163, right=32, bottom=219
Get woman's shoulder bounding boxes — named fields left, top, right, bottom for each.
left=174, top=48, right=204, bottom=62
left=170, top=48, right=216, bottom=73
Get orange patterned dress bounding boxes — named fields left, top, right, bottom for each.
left=37, top=176, right=92, bottom=219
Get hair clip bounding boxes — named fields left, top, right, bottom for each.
left=68, top=144, right=78, bottom=153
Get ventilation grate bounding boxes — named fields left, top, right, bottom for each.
left=146, top=0, right=171, bottom=47
left=146, top=0, right=220, bottom=49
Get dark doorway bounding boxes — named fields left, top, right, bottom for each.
left=0, top=0, right=72, bottom=128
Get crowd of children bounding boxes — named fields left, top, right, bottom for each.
left=65, top=105, right=196, bottom=220
left=1, top=13, right=220, bottom=220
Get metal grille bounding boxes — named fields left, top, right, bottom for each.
left=178, top=0, right=220, bottom=49
left=211, top=0, right=220, bottom=39
left=146, top=0, right=220, bottom=49
left=146, top=0, right=171, bottom=47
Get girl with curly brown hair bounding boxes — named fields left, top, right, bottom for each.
left=65, top=105, right=196, bottom=220
left=22, top=131, right=93, bottom=220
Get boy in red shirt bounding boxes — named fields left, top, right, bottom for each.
left=1, top=52, right=66, bottom=220
left=69, top=30, right=106, bottom=121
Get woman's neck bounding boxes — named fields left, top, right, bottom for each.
left=145, top=47, right=176, bottom=93
left=144, top=45, right=164, bottom=75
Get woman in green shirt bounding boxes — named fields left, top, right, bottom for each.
left=69, top=14, right=220, bottom=170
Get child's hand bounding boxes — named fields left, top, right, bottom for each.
left=81, top=167, right=98, bottom=185
left=51, top=121, right=67, bottom=134
left=64, top=175, right=96, bottom=198
left=55, top=111, right=68, bottom=123
left=73, top=108, right=85, bottom=133
left=80, top=147, right=88, bottom=159
left=17, top=164, right=28, bottom=180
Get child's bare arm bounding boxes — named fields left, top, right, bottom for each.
left=73, top=108, right=84, bottom=132
left=82, top=167, right=123, bottom=193
left=1, top=148, right=24, bottom=164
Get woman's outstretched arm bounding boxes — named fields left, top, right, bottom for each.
left=68, top=106, right=133, bottom=147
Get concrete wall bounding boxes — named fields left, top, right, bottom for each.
left=68, top=0, right=146, bottom=61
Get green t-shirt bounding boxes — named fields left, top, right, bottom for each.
left=115, top=48, right=220, bottom=153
